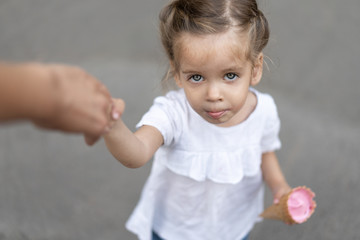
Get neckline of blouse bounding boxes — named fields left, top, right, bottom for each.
left=185, top=87, right=260, bottom=133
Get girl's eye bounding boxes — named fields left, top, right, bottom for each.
left=224, top=73, right=238, bottom=81
left=190, top=74, right=204, bottom=83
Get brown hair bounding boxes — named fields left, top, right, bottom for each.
left=159, top=0, right=269, bottom=82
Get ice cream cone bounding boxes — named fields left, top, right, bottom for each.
left=260, top=186, right=316, bottom=224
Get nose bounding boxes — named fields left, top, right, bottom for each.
left=206, top=81, right=223, bottom=102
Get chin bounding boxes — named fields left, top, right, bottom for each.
left=204, top=116, right=227, bottom=125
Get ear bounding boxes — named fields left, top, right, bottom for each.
left=171, top=61, right=183, bottom=88
left=174, top=72, right=182, bottom=88
left=250, top=53, right=263, bottom=86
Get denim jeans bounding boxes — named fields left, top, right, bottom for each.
left=152, top=231, right=163, bottom=240
left=152, top=231, right=250, bottom=240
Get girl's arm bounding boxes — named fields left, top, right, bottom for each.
left=104, top=100, right=164, bottom=168
left=261, top=151, right=291, bottom=203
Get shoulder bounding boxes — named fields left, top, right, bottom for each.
left=152, top=89, right=187, bottom=115
left=138, top=89, right=188, bottom=145
left=253, top=89, right=277, bottom=107
left=252, top=88, right=278, bottom=116
left=154, top=89, right=185, bottom=104
left=163, top=89, right=186, bottom=104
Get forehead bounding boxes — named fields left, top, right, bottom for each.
left=175, top=30, right=249, bottom=67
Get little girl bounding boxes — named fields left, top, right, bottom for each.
left=105, top=0, right=291, bottom=239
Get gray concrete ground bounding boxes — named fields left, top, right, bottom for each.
left=0, top=0, right=359, bottom=239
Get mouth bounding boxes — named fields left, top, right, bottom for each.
left=206, top=110, right=226, bottom=119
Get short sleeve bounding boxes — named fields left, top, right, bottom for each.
left=260, top=95, right=281, bottom=153
left=136, top=91, right=184, bottom=146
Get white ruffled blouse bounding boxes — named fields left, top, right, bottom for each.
left=126, top=88, right=281, bottom=240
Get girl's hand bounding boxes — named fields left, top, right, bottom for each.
left=272, top=183, right=292, bottom=204
left=84, top=98, right=124, bottom=144
left=111, top=98, right=125, bottom=119
left=107, top=98, right=125, bottom=128
left=272, top=183, right=293, bottom=225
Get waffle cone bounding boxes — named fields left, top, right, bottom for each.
left=260, top=190, right=296, bottom=224
left=260, top=186, right=316, bottom=224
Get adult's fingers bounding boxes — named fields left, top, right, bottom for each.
left=84, top=134, right=100, bottom=146
left=97, top=82, right=112, bottom=99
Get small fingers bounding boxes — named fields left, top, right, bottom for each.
left=273, top=186, right=292, bottom=204
left=112, top=98, right=125, bottom=117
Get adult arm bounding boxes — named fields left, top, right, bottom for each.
left=0, top=62, right=116, bottom=145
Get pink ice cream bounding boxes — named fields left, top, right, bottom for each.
left=287, top=187, right=316, bottom=223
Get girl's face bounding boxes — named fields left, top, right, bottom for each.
left=174, top=30, right=263, bottom=127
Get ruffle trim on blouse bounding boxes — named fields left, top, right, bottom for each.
left=161, top=146, right=262, bottom=184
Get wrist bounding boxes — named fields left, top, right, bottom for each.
left=24, top=63, right=58, bottom=121
left=0, top=62, right=56, bottom=121
left=271, top=181, right=291, bottom=200
left=269, top=177, right=290, bottom=192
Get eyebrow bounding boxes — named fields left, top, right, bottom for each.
left=181, top=66, right=244, bottom=74
left=181, top=70, right=199, bottom=74
left=222, top=66, right=244, bottom=73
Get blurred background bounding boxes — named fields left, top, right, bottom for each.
left=0, top=0, right=359, bottom=239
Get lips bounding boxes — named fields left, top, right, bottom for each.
left=206, top=110, right=226, bottom=119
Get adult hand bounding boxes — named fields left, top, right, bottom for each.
left=32, top=64, right=118, bottom=145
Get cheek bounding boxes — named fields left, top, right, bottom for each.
left=229, top=88, right=249, bottom=107
left=187, top=94, right=200, bottom=106
left=184, top=90, right=203, bottom=109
